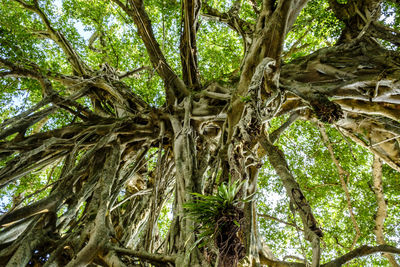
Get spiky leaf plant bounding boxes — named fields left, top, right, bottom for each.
left=185, top=180, right=254, bottom=267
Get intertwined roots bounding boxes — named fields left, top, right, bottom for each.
left=215, top=207, right=245, bottom=267
left=310, top=96, right=343, bottom=123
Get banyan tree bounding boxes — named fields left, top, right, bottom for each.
left=0, top=0, right=400, bottom=266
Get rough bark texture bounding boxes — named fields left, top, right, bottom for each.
left=1, top=0, right=400, bottom=266
left=372, top=156, right=400, bottom=267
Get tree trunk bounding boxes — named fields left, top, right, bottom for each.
left=1, top=0, right=400, bottom=266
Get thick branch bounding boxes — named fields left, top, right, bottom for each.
left=180, top=0, right=201, bottom=88
left=228, top=0, right=295, bottom=135
left=64, top=142, right=121, bottom=267
left=327, top=0, right=382, bottom=43
left=259, top=245, right=400, bottom=267
left=370, top=22, right=400, bottom=46
left=286, top=0, right=310, bottom=33
left=0, top=195, right=59, bottom=227
left=269, top=112, right=299, bottom=144
left=335, top=100, right=400, bottom=122
left=260, top=136, right=322, bottom=267
left=337, top=113, right=400, bottom=172
left=0, top=106, right=56, bottom=140
left=372, top=156, right=400, bottom=267
left=322, top=245, right=400, bottom=267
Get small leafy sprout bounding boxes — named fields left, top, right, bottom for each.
left=240, top=95, right=252, bottom=103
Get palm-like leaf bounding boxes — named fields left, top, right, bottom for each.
left=184, top=179, right=253, bottom=247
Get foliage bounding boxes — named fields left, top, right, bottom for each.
left=1, top=0, right=400, bottom=266
left=184, top=179, right=249, bottom=244
left=184, top=179, right=255, bottom=266
left=258, top=119, right=400, bottom=265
